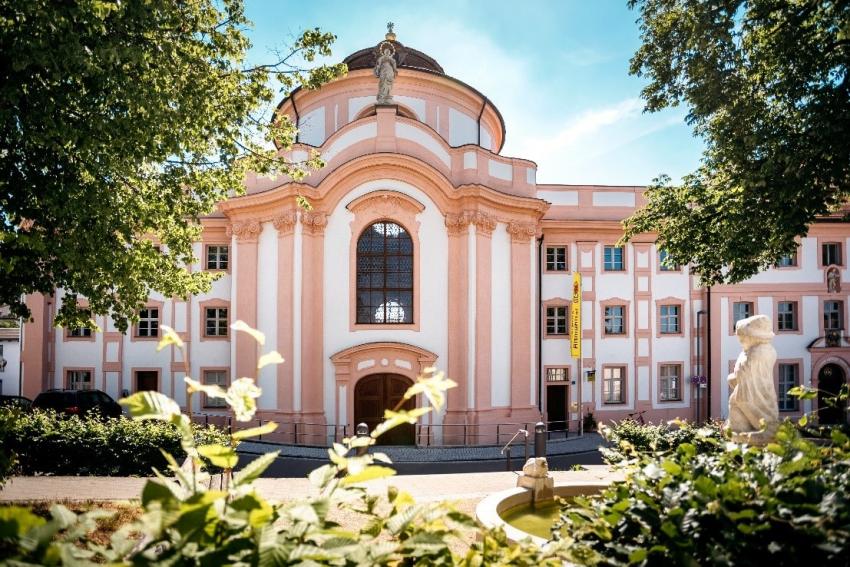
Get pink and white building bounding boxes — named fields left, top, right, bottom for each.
left=19, top=36, right=850, bottom=443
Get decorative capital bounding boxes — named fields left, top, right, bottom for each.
left=273, top=210, right=298, bottom=235
left=302, top=210, right=328, bottom=235
left=226, top=219, right=261, bottom=242
left=445, top=212, right=471, bottom=236
left=468, top=211, right=496, bottom=235
left=507, top=221, right=536, bottom=243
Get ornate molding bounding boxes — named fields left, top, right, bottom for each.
left=302, top=210, right=329, bottom=235
left=507, top=221, right=536, bottom=243
left=347, top=190, right=425, bottom=217
left=226, top=219, right=262, bottom=242
left=445, top=212, right=472, bottom=236
left=272, top=210, right=298, bottom=235
left=468, top=211, right=496, bottom=235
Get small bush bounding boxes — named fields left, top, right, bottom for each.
left=558, top=423, right=850, bottom=565
left=0, top=408, right=229, bottom=476
left=600, top=418, right=725, bottom=463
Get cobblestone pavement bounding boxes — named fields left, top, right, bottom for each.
left=0, top=465, right=623, bottom=503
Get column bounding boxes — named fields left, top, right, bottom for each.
left=299, top=210, right=328, bottom=425
left=508, top=221, right=536, bottom=411
left=443, top=213, right=471, bottom=439
left=228, top=219, right=261, bottom=381
left=274, top=211, right=298, bottom=416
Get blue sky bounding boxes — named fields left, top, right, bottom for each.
left=244, top=0, right=703, bottom=186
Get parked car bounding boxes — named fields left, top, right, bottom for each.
left=32, top=389, right=122, bottom=418
left=0, top=395, right=32, bottom=411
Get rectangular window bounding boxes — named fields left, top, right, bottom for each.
left=602, top=367, right=625, bottom=404
left=659, top=364, right=682, bottom=401
left=777, top=301, right=798, bottom=331
left=206, top=245, right=229, bottom=270
left=603, top=246, right=624, bottom=271
left=824, top=300, right=844, bottom=331
left=545, top=306, right=568, bottom=335
left=658, top=250, right=678, bottom=271
left=136, top=308, right=159, bottom=337
left=546, top=367, right=568, bottom=382
left=205, top=308, right=229, bottom=337
left=604, top=305, right=625, bottom=335
left=68, top=370, right=92, bottom=390
left=69, top=326, right=92, bottom=338
left=778, top=364, right=800, bottom=412
left=776, top=250, right=798, bottom=267
left=822, top=242, right=843, bottom=266
left=203, top=370, right=228, bottom=408
left=732, top=302, right=753, bottom=326
left=546, top=247, right=567, bottom=271
left=660, top=305, right=681, bottom=334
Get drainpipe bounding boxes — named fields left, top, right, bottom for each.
left=291, top=93, right=300, bottom=144
left=706, top=286, right=712, bottom=420
left=476, top=98, right=487, bottom=146
left=537, top=236, right=544, bottom=414
left=696, top=310, right=706, bottom=423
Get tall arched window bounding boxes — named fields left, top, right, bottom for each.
left=356, top=221, right=413, bottom=324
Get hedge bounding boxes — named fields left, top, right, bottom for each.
left=0, top=408, right=229, bottom=477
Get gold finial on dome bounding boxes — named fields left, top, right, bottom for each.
left=385, top=21, right=396, bottom=41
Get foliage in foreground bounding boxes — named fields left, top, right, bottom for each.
left=0, top=0, right=346, bottom=329
left=0, top=407, right=228, bottom=477
left=622, top=0, right=850, bottom=285
left=558, top=422, right=850, bottom=566
left=599, top=418, right=725, bottom=463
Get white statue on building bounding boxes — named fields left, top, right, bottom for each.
left=726, top=314, right=779, bottom=444
left=374, top=25, right=398, bottom=104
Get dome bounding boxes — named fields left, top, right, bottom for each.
left=343, top=39, right=444, bottom=75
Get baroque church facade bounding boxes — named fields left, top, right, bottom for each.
left=19, top=32, right=850, bottom=443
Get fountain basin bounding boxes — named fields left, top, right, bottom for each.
left=475, top=481, right=610, bottom=545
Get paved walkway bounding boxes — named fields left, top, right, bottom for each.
left=0, top=466, right=622, bottom=503
left=239, top=432, right=604, bottom=462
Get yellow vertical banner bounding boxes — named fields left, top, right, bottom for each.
left=570, top=272, right=582, bottom=359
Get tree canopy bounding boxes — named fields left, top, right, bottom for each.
left=0, top=0, right=345, bottom=330
left=623, top=0, right=850, bottom=284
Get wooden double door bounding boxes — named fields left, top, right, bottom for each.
left=354, top=373, right=415, bottom=445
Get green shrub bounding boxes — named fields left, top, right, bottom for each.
left=0, top=408, right=228, bottom=476
left=557, top=423, right=850, bottom=565
left=600, top=418, right=725, bottom=463
left=0, top=408, right=18, bottom=486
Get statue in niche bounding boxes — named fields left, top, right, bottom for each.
left=726, top=315, right=779, bottom=445
left=374, top=41, right=397, bottom=104
left=828, top=267, right=841, bottom=293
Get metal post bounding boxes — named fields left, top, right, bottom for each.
left=355, top=422, right=369, bottom=457
left=524, top=432, right=529, bottom=463
left=505, top=446, right=512, bottom=471
left=293, top=422, right=298, bottom=445
left=535, top=421, right=546, bottom=458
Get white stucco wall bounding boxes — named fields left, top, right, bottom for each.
left=298, top=107, right=326, bottom=147
left=0, top=338, right=21, bottom=396
left=490, top=223, right=511, bottom=407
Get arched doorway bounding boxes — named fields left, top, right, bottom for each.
left=817, top=363, right=847, bottom=424
left=354, top=373, right=415, bottom=445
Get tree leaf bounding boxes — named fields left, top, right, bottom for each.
left=339, top=465, right=396, bottom=486
left=233, top=451, right=279, bottom=486
left=197, top=444, right=238, bottom=469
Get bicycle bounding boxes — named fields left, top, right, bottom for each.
left=626, top=409, right=647, bottom=425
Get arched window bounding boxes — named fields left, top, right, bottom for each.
left=356, top=221, right=413, bottom=324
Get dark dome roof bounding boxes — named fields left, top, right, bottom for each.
left=343, top=39, right=444, bottom=75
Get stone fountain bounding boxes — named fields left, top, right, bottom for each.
left=516, top=457, right=554, bottom=506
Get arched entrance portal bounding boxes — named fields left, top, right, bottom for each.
left=354, top=373, right=415, bottom=445
left=818, top=363, right=847, bottom=424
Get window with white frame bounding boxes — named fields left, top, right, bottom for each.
left=602, top=366, right=625, bottom=403
left=776, top=250, right=798, bottom=267
left=68, top=370, right=92, bottom=390
left=824, top=300, right=844, bottom=331
left=69, top=326, right=92, bottom=338
left=660, top=305, right=681, bottom=334
left=658, top=249, right=678, bottom=271
left=206, top=245, right=229, bottom=270
left=205, top=307, right=228, bottom=337
left=604, top=305, right=625, bottom=335
left=545, top=306, right=568, bottom=335
left=777, top=301, right=798, bottom=331
left=136, top=308, right=159, bottom=337
left=732, top=302, right=753, bottom=327
left=822, top=242, right=843, bottom=266
left=778, top=363, right=799, bottom=412
left=603, top=246, right=624, bottom=271
left=659, top=364, right=682, bottom=401
left=546, top=247, right=568, bottom=271
left=203, top=370, right=228, bottom=408
left=546, top=367, right=569, bottom=382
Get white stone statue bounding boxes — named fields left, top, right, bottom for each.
left=374, top=43, right=397, bottom=104
left=726, top=314, right=779, bottom=444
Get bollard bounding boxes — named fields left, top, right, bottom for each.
left=504, top=446, right=512, bottom=471
left=355, top=422, right=369, bottom=457
left=534, top=422, right=547, bottom=458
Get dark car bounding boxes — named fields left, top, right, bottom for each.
left=32, top=389, right=122, bottom=418
left=0, top=395, right=32, bottom=411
